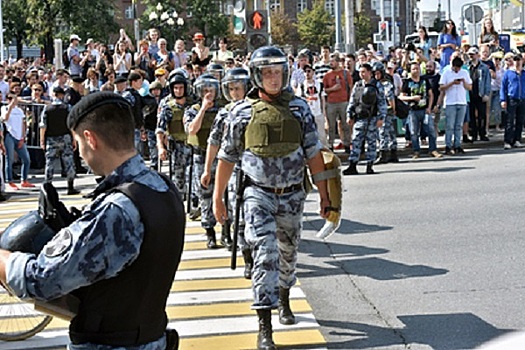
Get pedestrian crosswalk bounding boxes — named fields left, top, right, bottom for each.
left=0, top=190, right=327, bottom=349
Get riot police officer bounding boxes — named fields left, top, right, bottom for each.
left=213, top=46, right=330, bottom=350
left=184, top=74, right=221, bottom=248
left=156, top=72, right=192, bottom=199
left=343, top=63, right=387, bottom=175
left=39, top=86, right=79, bottom=195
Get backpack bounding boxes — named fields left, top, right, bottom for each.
left=351, top=80, right=379, bottom=119
left=62, top=50, right=70, bottom=69
left=394, top=96, right=409, bottom=119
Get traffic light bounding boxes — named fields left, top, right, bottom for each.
left=379, top=21, right=389, bottom=41
left=233, top=0, right=246, bottom=35
left=246, top=10, right=269, bottom=51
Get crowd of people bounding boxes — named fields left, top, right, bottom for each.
left=0, top=16, right=523, bottom=348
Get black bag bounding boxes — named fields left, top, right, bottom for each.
left=394, top=96, right=410, bottom=119
left=63, top=50, right=70, bottom=69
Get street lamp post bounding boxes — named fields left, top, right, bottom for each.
left=149, top=3, right=184, bottom=44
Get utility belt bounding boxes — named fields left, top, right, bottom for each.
left=192, top=146, right=206, bottom=156
left=245, top=176, right=303, bottom=195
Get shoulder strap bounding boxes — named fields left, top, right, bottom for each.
left=343, top=70, right=350, bottom=97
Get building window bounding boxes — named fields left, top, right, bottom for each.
left=124, top=5, right=134, bottom=19
left=325, top=0, right=335, bottom=16
left=297, top=0, right=307, bottom=13
left=269, top=0, right=281, bottom=11
left=371, top=0, right=400, bottom=17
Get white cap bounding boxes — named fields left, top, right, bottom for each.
left=86, top=38, right=94, bottom=45
left=70, top=34, right=81, bottom=42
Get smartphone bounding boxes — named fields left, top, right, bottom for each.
left=455, top=79, right=462, bottom=82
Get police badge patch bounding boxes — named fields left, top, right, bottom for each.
left=44, top=229, right=73, bottom=257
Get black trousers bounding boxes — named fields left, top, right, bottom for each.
left=469, top=96, right=487, bottom=139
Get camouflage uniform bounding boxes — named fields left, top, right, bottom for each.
left=347, top=80, right=388, bottom=163
left=218, top=92, right=322, bottom=309
left=156, top=96, right=191, bottom=196
left=184, top=103, right=220, bottom=229
left=378, top=79, right=398, bottom=151
left=5, top=155, right=170, bottom=350
left=39, top=100, right=75, bottom=182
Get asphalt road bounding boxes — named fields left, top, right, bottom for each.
left=299, top=142, right=525, bottom=350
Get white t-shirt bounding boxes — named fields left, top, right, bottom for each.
left=1, top=106, right=25, bottom=140
left=439, top=67, right=472, bottom=106
left=303, top=79, right=322, bottom=116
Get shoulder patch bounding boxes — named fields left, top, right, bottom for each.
left=44, top=229, right=73, bottom=258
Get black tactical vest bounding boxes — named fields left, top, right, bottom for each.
left=69, top=176, right=185, bottom=346
left=45, top=103, right=70, bottom=137
left=127, top=88, right=144, bottom=129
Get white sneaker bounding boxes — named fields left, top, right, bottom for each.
left=514, top=141, right=522, bottom=148
left=504, top=143, right=512, bottom=150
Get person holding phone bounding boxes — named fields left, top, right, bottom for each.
left=0, top=94, right=35, bottom=189
left=439, top=56, right=473, bottom=155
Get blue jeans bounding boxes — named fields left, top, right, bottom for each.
left=408, top=109, right=437, bottom=152
left=445, top=104, right=467, bottom=148
left=4, top=133, right=31, bottom=182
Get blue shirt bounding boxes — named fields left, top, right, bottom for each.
left=6, top=154, right=169, bottom=350
left=500, top=68, right=525, bottom=102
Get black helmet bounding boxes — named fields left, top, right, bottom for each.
left=249, top=46, right=289, bottom=95
left=168, top=72, right=190, bottom=97
left=221, top=67, right=251, bottom=102
left=206, top=63, right=225, bottom=81
left=194, top=73, right=220, bottom=100
left=0, top=211, right=56, bottom=254
left=362, top=85, right=377, bottom=105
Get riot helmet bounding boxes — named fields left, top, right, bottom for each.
left=194, top=73, right=220, bottom=101
left=221, top=67, right=251, bottom=102
left=0, top=211, right=56, bottom=254
left=169, top=72, right=190, bottom=98
left=372, top=61, right=385, bottom=79
left=361, top=85, right=377, bottom=105
left=249, top=46, right=290, bottom=96
left=206, top=63, right=225, bottom=81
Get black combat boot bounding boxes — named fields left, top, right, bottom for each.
left=206, top=228, right=217, bottom=249
left=342, top=161, right=358, bottom=175
left=67, top=180, right=80, bottom=195
left=366, top=162, right=375, bottom=174
left=242, top=247, right=253, bottom=279
left=388, top=149, right=399, bottom=163
left=278, top=287, right=296, bottom=325
left=220, top=225, right=233, bottom=250
left=257, top=309, right=277, bottom=350
left=374, top=150, right=388, bottom=164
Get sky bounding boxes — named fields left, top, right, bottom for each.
left=417, top=0, right=489, bottom=27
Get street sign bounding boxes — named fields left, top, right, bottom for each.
left=464, top=5, right=484, bottom=24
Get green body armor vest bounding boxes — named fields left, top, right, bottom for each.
left=244, top=99, right=302, bottom=158
left=187, top=104, right=215, bottom=149
left=166, top=100, right=186, bottom=142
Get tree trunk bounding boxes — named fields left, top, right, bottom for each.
left=16, top=40, right=23, bottom=60
left=44, top=33, right=54, bottom=67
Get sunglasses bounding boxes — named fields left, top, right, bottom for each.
left=33, top=89, right=42, bottom=92
left=494, top=58, right=502, bottom=61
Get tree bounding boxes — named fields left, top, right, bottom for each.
left=296, top=0, right=334, bottom=52
left=354, top=11, right=372, bottom=50
left=185, top=0, right=230, bottom=43
left=269, top=10, right=299, bottom=49
left=139, top=0, right=187, bottom=48
left=3, top=0, right=31, bottom=59
left=25, top=0, right=119, bottom=64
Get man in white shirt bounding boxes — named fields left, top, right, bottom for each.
left=439, top=56, right=473, bottom=155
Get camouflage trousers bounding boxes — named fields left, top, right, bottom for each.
left=349, top=116, right=379, bottom=162
left=192, top=149, right=217, bottom=229
left=243, top=185, right=305, bottom=309
left=228, top=167, right=246, bottom=248
left=379, top=114, right=398, bottom=151
left=170, top=140, right=191, bottom=197
left=45, top=135, right=75, bottom=182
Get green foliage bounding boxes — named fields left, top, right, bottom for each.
left=354, top=11, right=372, bottom=50
left=139, top=0, right=187, bottom=47
left=296, top=0, right=334, bottom=51
left=185, top=0, right=230, bottom=42
left=2, top=0, right=31, bottom=55
left=269, top=10, right=299, bottom=48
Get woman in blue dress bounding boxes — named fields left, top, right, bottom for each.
left=416, top=26, right=431, bottom=59
left=438, top=20, right=461, bottom=68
